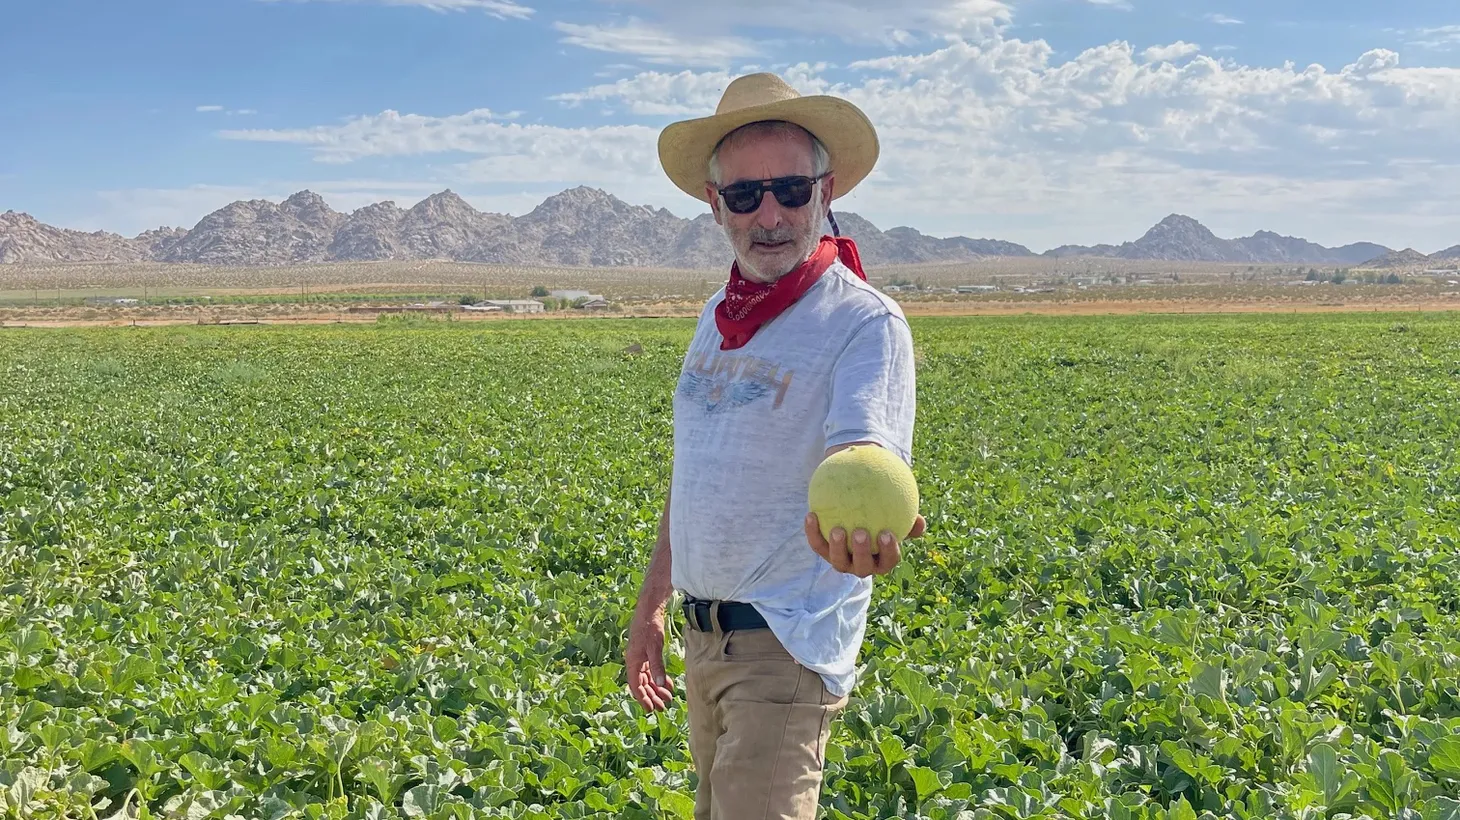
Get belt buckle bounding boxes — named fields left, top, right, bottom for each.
left=685, top=598, right=713, bottom=632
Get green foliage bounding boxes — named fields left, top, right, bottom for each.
left=2, top=313, right=1460, bottom=819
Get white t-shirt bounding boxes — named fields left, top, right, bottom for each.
left=668, top=258, right=917, bottom=697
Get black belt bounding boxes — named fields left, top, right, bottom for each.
left=681, top=596, right=769, bottom=632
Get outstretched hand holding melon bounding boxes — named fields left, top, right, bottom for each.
left=804, top=443, right=926, bottom=577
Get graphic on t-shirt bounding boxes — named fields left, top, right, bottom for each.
left=678, top=349, right=794, bottom=412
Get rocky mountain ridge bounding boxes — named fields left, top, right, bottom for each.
left=2, top=190, right=1449, bottom=269
left=1044, top=214, right=1397, bottom=266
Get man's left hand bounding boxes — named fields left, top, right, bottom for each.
left=805, top=513, right=925, bottom=577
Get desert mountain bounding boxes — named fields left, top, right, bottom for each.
left=0, top=210, right=145, bottom=264
left=470, top=187, right=687, bottom=267
left=1044, top=214, right=1394, bottom=265
left=400, top=191, right=510, bottom=259
left=1358, top=248, right=1435, bottom=269
left=0, top=186, right=1042, bottom=268
left=0, top=189, right=1440, bottom=268
left=328, top=201, right=406, bottom=261
left=160, top=191, right=344, bottom=265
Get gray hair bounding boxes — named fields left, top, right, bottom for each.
left=707, top=120, right=831, bottom=186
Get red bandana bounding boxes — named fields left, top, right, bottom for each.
left=714, top=235, right=866, bottom=350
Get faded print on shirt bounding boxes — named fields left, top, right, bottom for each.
left=676, top=349, right=795, bottom=413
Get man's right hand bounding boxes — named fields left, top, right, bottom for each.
left=626, top=606, right=675, bottom=712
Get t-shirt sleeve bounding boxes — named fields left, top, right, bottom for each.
left=822, top=312, right=917, bottom=465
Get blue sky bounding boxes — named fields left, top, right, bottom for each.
left=3, top=0, right=1458, bottom=252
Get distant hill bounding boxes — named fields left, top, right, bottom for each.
left=0, top=187, right=1036, bottom=269
left=2, top=191, right=1446, bottom=269
left=1043, top=214, right=1397, bottom=266
left=1357, top=248, right=1438, bottom=270
left=0, top=211, right=145, bottom=264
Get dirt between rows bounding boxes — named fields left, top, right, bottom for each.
left=3, top=297, right=1460, bottom=329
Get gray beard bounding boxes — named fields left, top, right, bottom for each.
left=726, top=225, right=816, bottom=283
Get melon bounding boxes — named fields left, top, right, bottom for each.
left=808, top=444, right=918, bottom=554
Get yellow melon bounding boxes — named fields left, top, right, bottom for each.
left=808, top=444, right=918, bottom=554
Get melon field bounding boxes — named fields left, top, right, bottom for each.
left=3, top=313, right=1460, bottom=820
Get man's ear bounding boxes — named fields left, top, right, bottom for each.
left=705, top=185, right=724, bottom=225
left=821, top=172, right=836, bottom=209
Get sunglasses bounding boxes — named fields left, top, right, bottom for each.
left=716, top=173, right=829, bottom=215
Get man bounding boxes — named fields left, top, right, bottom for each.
left=624, top=72, right=925, bottom=819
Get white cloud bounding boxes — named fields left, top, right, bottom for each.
left=550, top=63, right=835, bottom=116
left=1086, top=0, right=1132, bottom=10
left=593, top=0, right=1011, bottom=47
left=551, top=69, right=735, bottom=116
left=1142, top=41, right=1201, bottom=63
left=212, top=33, right=1460, bottom=251
left=1411, top=25, right=1460, bottom=49
left=220, top=109, right=524, bottom=163
left=219, top=110, right=668, bottom=195
left=552, top=21, right=760, bottom=67
left=254, top=0, right=533, bottom=19
left=198, top=105, right=257, bottom=115
left=1204, top=13, right=1243, bottom=25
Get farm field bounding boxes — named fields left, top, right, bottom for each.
left=0, top=258, right=1318, bottom=295
left=3, top=313, right=1460, bottom=819
left=2, top=259, right=1459, bottom=329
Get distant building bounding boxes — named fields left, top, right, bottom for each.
left=481, top=299, right=544, bottom=314
left=577, top=297, right=610, bottom=310
left=956, top=285, right=997, bottom=293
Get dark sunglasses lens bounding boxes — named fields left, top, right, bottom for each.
left=723, top=186, right=763, bottom=213
left=772, top=178, right=814, bottom=208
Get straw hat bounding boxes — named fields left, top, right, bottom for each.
left=657, top=72, right=879, bottom=203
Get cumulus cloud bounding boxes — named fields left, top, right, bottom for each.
left=550, top=69, right=734, bottom=116
left=1142, top=41, right=1201, bottom=63
left=215, top=31, right=1460, bottom=250
left=254, top=0, right=533, bottom=19
left=196, top=105, right=224, bottom=112
left=1204, top=13, right=1243, bottom=25
left=552, top=21, right=760, bottom=67
left=1086, top=0, right=1133, bottom=10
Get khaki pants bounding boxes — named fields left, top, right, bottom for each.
left=682, top=617, right=850, bottom=820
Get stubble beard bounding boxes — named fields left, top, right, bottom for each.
left=725, top=219, right=821, bottom=284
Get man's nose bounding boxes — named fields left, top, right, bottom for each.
left=753, top=193, right=783, bottom=229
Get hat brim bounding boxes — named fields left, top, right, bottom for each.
left=657, top=95, right=879, bottom=203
